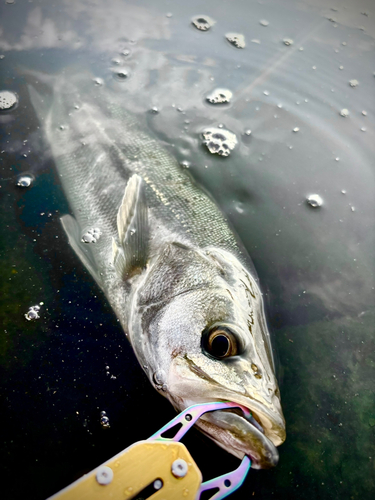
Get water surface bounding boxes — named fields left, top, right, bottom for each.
left=0, top=0, right=374, bottom=499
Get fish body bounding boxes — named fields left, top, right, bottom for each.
left=28, top=72, right=285, bottom=468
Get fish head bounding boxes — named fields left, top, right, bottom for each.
left=128, top=242, right=286, bottom=468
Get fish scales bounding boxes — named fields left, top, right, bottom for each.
left=28, top=71, right=285, bottom=469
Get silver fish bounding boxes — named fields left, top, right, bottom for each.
left=28, top=72, right=286, bottom=468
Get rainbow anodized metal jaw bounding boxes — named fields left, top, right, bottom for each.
left=149, top=401, right=252, bottom=500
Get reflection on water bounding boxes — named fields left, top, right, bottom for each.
left=0, top=0, right=374, bottom=499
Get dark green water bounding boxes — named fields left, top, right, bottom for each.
left=0, top=0, right=374, bottom=499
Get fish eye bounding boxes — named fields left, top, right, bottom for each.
left=202, top=326, right=238, bottom=359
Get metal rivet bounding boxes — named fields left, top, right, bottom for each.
left=171, top=458, right=188, bottom=478
left=96, top=465, right=113, bottom=485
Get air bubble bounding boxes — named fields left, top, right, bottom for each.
left=340, top=108, right=349, bottom=117
left=0, top=90, right=18, bottom=110
left=202, top=127, right=237, bottom=157
left=16, top=173, right=34, bottom=188
left=113, top=68, right=129, bottom=80
left=206, top=88, right=232, bottom=104
left=349, top=79, right=359, bottom=87
left=244, top=129, right=252, bottom=136
left=82, top=228, right=102, bottom=244
left=93, top=77, right=104, bottom=86
left=362, top=110, right=367, bottom=116
left=225, top=33, right=246, bottom=48
left=0, top=55, right=4, bottom=59
left=191, top=16, right=215, bottom=31
left=100, top=411, right=110, bottom=429
left=25, top=305, right=41, bottom=321
left=121, top=49, right=131, bottom=57
left=307, top=194, right=323, bottom=208
left=283, top=38, right=294, bottom=46
left=259, top=20, right=269, bottom=26
left=293, top=127, right=300, bottom=132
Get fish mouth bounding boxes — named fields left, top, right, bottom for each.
left=194, top=404, right=279, bottom=469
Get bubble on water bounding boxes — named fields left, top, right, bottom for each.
left=113, top=68, right=129, bottom=80
left=206, top=88, right=232, bottom=104
left=82, top=227, right=102, bottom=244
left=202, top=127, right=237, bottom=157
left=191, top=15, right=215, bottom=31
left=93, top=77, right=104, bottom=86
left=351, top=206, right=356, bottom=212
left=335, top=157, right=340, bottom=161
left=307, top=194, right=323, bottom=208
left=100, top=411, right=110, bottom=429
left=6, top=0, right=15, bottom=4
left=362, top=110, right=367, bottom=116
left=25, top=305, right=41, bottom=321
left=341, top=190, right=346, bottom=194
left=263, top=90, right=270, bottom=96
left=293, top=127, right=300, bottom=132
left=283, top=38, right=294, bottom=46
left=340, top=108, right=349, bottom=117
left=16, top=173, right=34, bottom=188
left=244, top=129, right=252, bottom=136
left=360, top=127, right=366, bottom=132
left=111, top=58, right=121, bottom=65
left=180, top=160, right=191, bottom=169
left=150, top=106, right=159, bottom=114
left=235, top=202, right=244, bottom=214
left=0, top=90, right=18, bottom=110
left=166, top=12, right=173, bottom=18
left=349, top=79, right=359, bottom=87
left=259, top=19, right=269, bottom=26
left=225, top=33, right=246, bottom=48
left=342, top=41, right=347, bottom=46
left=121, top=49, right=131, bottom=57
left=339, top=65, right=344, bottom=70
left=0, top=55, right=4, bottom=59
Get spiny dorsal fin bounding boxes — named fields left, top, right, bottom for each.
left=113, top=174, right=149, bottom=279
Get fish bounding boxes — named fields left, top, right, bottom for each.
left=27, top=71, right=286, bottom=469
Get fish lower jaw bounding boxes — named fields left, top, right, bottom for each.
left=195, top=411, right=279, bottom=469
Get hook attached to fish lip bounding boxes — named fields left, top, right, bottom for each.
left=149, top=401, right=252, bottom=500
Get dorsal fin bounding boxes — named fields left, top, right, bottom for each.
left=112, top=174, right=149, bottom=279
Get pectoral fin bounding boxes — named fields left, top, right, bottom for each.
left=112, top=174, right=149, bottom=279
left=61, top=214, right=102, bottom=288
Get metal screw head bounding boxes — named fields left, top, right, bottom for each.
left=171, top=458, right=188, bottom=478
left=96, top=465, right=113, bottom=485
